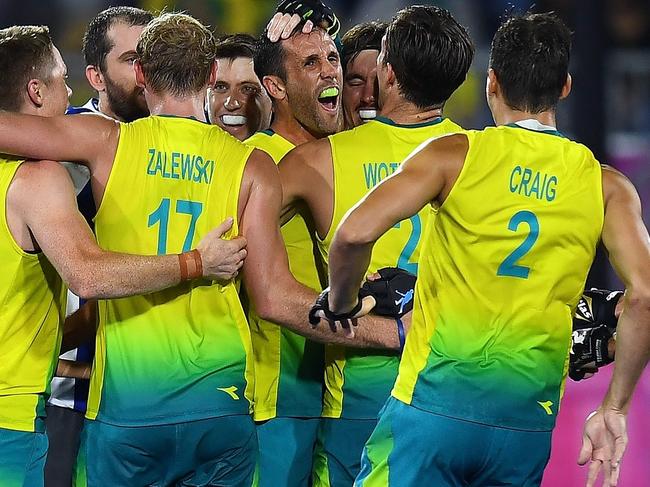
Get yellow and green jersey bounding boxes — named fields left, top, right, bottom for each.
left=245, top=130, right=325, bottom=421
left=319, top=116, right=463, bottom=419
left=393, top=122, right=604, bottom=431
left=88, top=116, right=254, bottom=426
left=0, top=158, right=66, bottom=432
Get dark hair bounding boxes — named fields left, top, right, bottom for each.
left=82, top=6, right=153, bottom=72
left=215, top=33, right=256, bottom=61
left=384, top=5, right=474, bottom=109
left=137, top=13, right=216, bottom=96
left=254, top=31, right=287, bottom=83
left=489, top=13, right=571, bottom=113
left=0, top=25, right=55, bottom=111
left=341, top=21, right=387, bottom=72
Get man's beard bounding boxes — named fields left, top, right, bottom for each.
left=104, top=73, right=149, bottom=122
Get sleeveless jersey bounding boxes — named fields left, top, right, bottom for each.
left=244, top=130, right=325, bottom=420
left=0, top=158, right=66, bottom=432
left=320, top=116, right=463, bottom=419
left=87, top=116, right=254, bottom=426
left=393, top=123, right=604, bottom=431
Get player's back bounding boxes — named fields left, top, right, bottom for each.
left=0, top=157, right=66, bottom=433
left=394, top=122, right=604, bottom=431
left=87, top=116, right=254, bottom=426
left=321, top=116, right=463, bottom=419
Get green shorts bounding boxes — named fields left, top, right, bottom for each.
left=312, top=417, right=377, bottom=487
left=0, top=427, right=48, bottom=487
left=356, top=397, right=552, bottom=487
left=255, top=417, right=320, bottom=487
left=75, top=415, right=256, bottom=487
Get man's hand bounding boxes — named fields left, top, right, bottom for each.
left=309, top=287, right=375, bottom=337
left=267, top=0, right=340, bottom=42
left=578, top=408, right=628, bottom=487
left=196, top=217, right=247, bottom=281
left=362, top=267, right=416, bottom=318
left=570, top=289, right=623, bottom=381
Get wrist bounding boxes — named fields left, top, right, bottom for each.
left=179, top=249, right=203, bottom=281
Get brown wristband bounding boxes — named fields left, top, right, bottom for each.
left=179, top=249, right=203, bottom=281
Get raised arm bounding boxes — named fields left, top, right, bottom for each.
left=0, top=111, right=118, bottom=174
left=240, top=148, right=404, bottom=349
left=578, top=166, right=650, bottom=486
left=10, top=161, right=246, bottom=299
left=328, top=133, right=467, bottom=313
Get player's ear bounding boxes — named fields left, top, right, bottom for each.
left=486, top=68, right=499, bottom=99
left=560, top=73, right=572, bottom=100
left=85, top=65, right=106, bottom=93
left=208, top=61, right=218, bottom=87
left=384, top=62, right=397, bottom=89
left=262, top=75, right=287, bottom=101
left=133, top=59, right=146, bottom=89
left=26, top=78, right=44, bottom=108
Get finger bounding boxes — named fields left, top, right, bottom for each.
left=267, top=13, right=285, bottom=42
left=578, top=436, right=593, bottom=466
left=353, top=296, right=376, bottom=318
left=213, top=217, right=234, bottom=237
left=586, top=459, right=602, bottom=487
left=610, top=460, right=621, bottom=487
left=237, top=248, right=247, bottom=261
left=228, top=235, right=247, bottom=251
left=612, top=431, right=627, bottom=471
left=366, top=272, right=381, bottom=281
left=302, top=19, right=314, bottom=33
left=235, top=259, right=244, bottom=270
left=281, top=14, right=301, bottom=39
left=601, top=460, right=612, bottom=487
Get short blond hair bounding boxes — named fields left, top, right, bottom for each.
left=137, top=13, right=216, bottom=96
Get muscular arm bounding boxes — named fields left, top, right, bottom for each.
left=0, top=111, right=118, bottom=175
left=240, top=149, right=402, bottom=349
left=278, top=138, right=334, bottom=237
left=599, top=166, right=650, bottom=412
left=11, top=161, right=195, bottom=300
left=328, top=134, right=468, bottom=313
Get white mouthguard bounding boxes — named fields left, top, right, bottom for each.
left=221, top=115, right=247, bottom=126
left=359, top=109, right=377, bottom=121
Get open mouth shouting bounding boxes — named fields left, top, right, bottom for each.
left=318, top=86, right=340, bottom=113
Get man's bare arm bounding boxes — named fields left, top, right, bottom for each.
left=599, top=167, right=650, bottom=410
left=11, top=161, right=246, bottom=299
left=0, top=111, right=118, bottom=174
left=278, top=138, right=334, bottom=237
left=328, top=134, right=467, bottom=313
left=578, top=166, right=650, bottom=486
left=240, top=149, right=403, bottom=349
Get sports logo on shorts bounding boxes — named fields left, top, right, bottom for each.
left=217, top=386, right=240, bottom=400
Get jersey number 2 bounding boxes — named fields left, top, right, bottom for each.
left=148, top=198, right=203, bottom=254
left=497, top=210, right=539, bottom=279
left=393, top=214, right=421, bottom=275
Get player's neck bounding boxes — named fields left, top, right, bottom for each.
left=145, top=92, right=208, bottom=122
left=97, top=95, right=120, bottom=122
left=380, top=97, right=443, bottom=125
left=270, top=104, right=319, bottom=146
left=494, top=107, right=557, bottom=129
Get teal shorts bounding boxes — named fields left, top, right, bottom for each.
left=255, top=417, right=320, bottom=487
left=0, top=427, right=48, bottom=487
left=75, top=415, right=256, bottom=487
left=356, top=397, right=552, bottom=487
left=312, top=417, right=377, bottom=487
